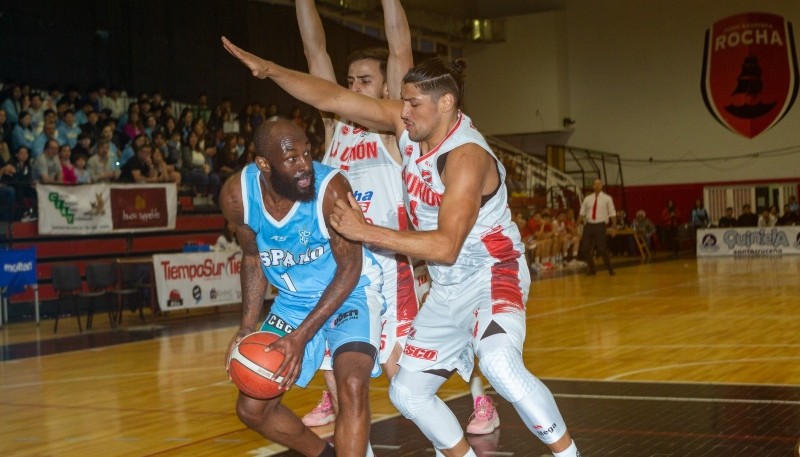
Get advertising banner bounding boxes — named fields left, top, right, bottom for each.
left=37, top=183, right=177, bottom=235
left=152, top=251, right=244, bottom=311
left=696, top=227, right=800, bottom=257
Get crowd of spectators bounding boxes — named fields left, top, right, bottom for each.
left=0, top=81, right=325, bottom=222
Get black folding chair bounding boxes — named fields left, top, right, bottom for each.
left=84, top=263, right=119, bottom=329
left=113, top=263, right=142, bottom=326
left=52, top=264, right=86, bottom=333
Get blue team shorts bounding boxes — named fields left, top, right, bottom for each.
left=259, top=284, right=382, bottom=388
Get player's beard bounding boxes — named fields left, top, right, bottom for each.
left=270, top=167, right=316, bottom=202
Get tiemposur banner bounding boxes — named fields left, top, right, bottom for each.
left=37, top=183, right=177, bottom=234
left=152, top=251, right=276, bottom=311
left=152, top=251, right=244, bottom=311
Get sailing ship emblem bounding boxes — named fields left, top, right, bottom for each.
left=701, top=13, right=798, bottom=138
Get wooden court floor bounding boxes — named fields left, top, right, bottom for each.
left=1, top=254, right=799, bottom=456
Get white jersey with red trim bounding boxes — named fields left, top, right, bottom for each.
left=399, top=111, right=525, bottom=285
left=324, top=118, right=408, bottom=237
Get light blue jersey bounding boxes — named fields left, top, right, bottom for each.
left=240, top=161, right=384, bottom=387
left=241, top=161, right=381, bottom=305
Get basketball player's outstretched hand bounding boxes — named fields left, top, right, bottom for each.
left=330, top=192, right=369, bottom=242
left=266, top=332, right=304, bottom=390
left=225, top=326, right=254, bottom=378
left=221, top=36, right=270, bottom=79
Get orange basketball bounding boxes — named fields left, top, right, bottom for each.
left=228, top=331, right=286, bottom=399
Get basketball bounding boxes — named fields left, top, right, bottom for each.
left=229, top=331, right=287, bottom=399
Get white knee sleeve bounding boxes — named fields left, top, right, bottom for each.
left=479, top=346, right=536, bottom=403
left=389, top=370, right=464, bottom=450
left=479, top=346, right=568, bottom=444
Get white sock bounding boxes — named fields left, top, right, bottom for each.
left=365, top=442, right=374, bottom=457
left=435, top=447, right=477, bottom=457
left=470, top=376, right=485, bottom=401
left=552, top=440, right=579, bottom=457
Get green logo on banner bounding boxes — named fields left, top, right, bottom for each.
left=48, top=192, right=74, bottom=224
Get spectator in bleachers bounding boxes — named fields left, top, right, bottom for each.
left=116, top=101, right=137, bottom=135
left=151, top=147, right=181, bottom=184
left=59, top=84, right=81, bottom=111
left=150, top=91, right=164, bottom=111
left=207, top=104, right=225, bottom=134
left=98, top=122, right=121, bottom=158
left=59, top=144, right=78, bottom=184
left=32, top=121, right=62, bottom=159
left=55, top=99, right=70, bottom=127
left=80, top=109, right=102, bottom=144
left=202, top=143, right=222, bottom=201
left=237, top=140, right=256, bottom=169
left=215, top=133, right=240, bottom=184
left=178, top=108, right=194, bottom=141
left=119, top=142, right=158, bottom=183
left=194, top=93, right=212, bottom=124
left=191, top=118, right=209, bottom=147
left=72, top=152, right=92, bottom=184
left=144, top=113, right=160, bottom=139
left=0, top=151, right=15, bottom=221
left=153, top=131, right=181, bottom=175
left=1, top=84, right=23, bottom=124
left=75, top=99, right=94, bottom=126
left=0, top=109, right=12, bottom=159
left=12, top=111, right=36, bottom=152
left=2, top=146, right=36, bottom=220
left=717, top=206, right=736, bottom=227
left=32, top=139, right=63, bottom=184
left=181, top=130, right=207, bottom=187
left=101, top=86, right=126, bottom=120
left=58, top=109, right=82, bottom=147
left=737, top=204, right=758, bottom=227
left=43, top=84, right=62, bottom=112
left=160, top=103, right=175, bottom=126
left=87, top=138, right=120, bottom=182
left=778, top=204, right=798, bottom=226
left=164, top=130, right=183, bottom=170
left=120, top=133, right=149, bottom=168
left=84, top=86, right=102, bottom=114
left=757, top=207, right=777, bottom=228
left=122, top=109, right=145, bottom=146
left=27, top=93, right=46, bottom=135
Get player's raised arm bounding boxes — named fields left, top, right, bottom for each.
left=382, top=0, right=413, bottom=99
left=222, top=36, right=404, bottom=136
left=295, top=0, right=337, bottom=83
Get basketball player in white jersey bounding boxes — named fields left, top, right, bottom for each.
left=294, top=0, right=499, bottom=436
left=222, top=38, right=581, bottom=457
left=294, top=0, right=417, bottom=429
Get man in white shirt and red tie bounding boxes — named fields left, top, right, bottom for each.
left=577, top=178, right=617, bottom=276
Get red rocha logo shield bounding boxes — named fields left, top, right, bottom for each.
left=701, top=13, right=798, bottom=138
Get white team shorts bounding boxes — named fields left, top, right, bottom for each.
left=398, top=255, right=531, bottom=382
left=320, top=251, right=419, bottom=369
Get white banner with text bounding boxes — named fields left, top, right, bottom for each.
left=152, top=251, right=244, bottom=311
left=37, top=183, right=177, bottom=235
left=696, top=227, right=800, bottom=257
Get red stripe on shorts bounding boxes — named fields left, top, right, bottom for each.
left=482, top=226, right=524, bottom=314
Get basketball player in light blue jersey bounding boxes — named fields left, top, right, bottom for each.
left=220, top=119, right=384, bottom=457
